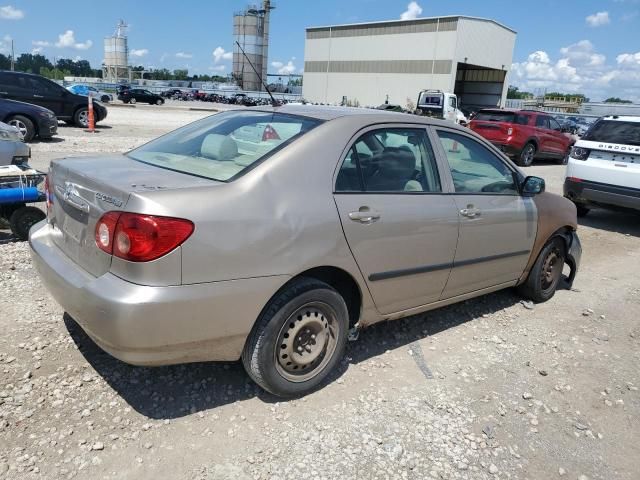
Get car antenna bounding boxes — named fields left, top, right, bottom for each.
left=235, top=40, right=278, bottom=107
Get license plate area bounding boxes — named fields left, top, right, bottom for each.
left=589, top=151, right=639, bottom=163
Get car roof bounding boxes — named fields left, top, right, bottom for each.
left=250, top=104, right=453, bottom=126
left=601, top=115, right=640, bottom=122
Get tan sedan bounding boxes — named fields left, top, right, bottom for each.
left=30, top=105, right=581, bottom=397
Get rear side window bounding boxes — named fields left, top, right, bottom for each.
left=335, top=128, right=441, bottom=193
left=535, top=116, right=550, bottom=128
left=127, top=111, right=321, bottom=181
left=582, top=120, right=640, bottom=146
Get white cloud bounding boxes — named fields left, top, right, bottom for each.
left=277, top=60, right=296, bottom=75
left=511, top=40, right=640, bottom=102
left=55, top=30, right=93, bottom=50
left=31, top=47, right=42, bottom=54
left=175, top=51, right=193, bottom=59
left=32, top=40, right=50, bottom=47
left=212, top=46, right=232, bottom=63
left=130, top=48, right=148, bottom=57
left=72, top=55, right=82, bottom=62
left=586, top=11, right=610, bottom=27
left=400, top=1, right=422, bottom=20
left=209, top=65, right=226, bottom=72
left=0, top=5, right=24, bottom=20
left=271, top=61, right=284, bottom=69
left=0, top=34, right=11, bottom=54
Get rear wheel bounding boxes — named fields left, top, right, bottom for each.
left=101, top=95, right=110, bottom=103
left=7, top=115, right=35, bottom=142
left=242, top=277, right=348, bottom=398
left=9, top=206, right=45, bottom=241
left=518, top=237, right=566, bottom=303
left=155, top=98, right=163, bottom=105
left=516, top=142, right=536, bottom=167
left=130, top=98, right=137, bottom=105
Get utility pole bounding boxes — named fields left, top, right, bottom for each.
left=10, top=40, right=15, bottom=71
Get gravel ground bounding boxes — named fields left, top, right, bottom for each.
left=1, top=105, right=639, bottom=479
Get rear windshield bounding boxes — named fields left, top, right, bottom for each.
left=474, top=111, right=530, bottom=125
left=417, top=93, right=442, bottom=107
left=127, top=111, right=321, bottom=181
left=582, top=120, right=640, bottom=146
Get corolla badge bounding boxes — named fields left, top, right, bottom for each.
left=95, top=192, right=124, bottom=207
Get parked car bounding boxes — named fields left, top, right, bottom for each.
left=564, top=115, right=640, bottom=216
left=470, top=109, right=574, bottom=166
left=30, top=106, right=581, bottom=397
left=0, top=121, right=30, bottom=165
left=67, top=84, right=113, bottom=103
left=0, top=70, right=107, bottom=128
left=118, top=88, right=164, bottom=105
left=0, top=98, right=58, bottom=142
left=161, top=88, right=183, bottom=98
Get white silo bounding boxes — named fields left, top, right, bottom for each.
left=102, top=20, right=131, bottom=83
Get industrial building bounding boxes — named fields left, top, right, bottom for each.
left=233, top=1, right=275, bottom=91
left=102, top=20, right=131, bottom=83
left=302, top=16, right=516, bottom=110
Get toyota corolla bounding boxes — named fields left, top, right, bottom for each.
left=30, top=105, right=581, bottom=397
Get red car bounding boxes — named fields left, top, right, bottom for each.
left=469, top=109, right=574, bottom=166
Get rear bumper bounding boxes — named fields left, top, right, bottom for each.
left=36, top=118, right=58, bottom=138
left=490, top=142, right=521, bottom=157
left=564, top=177, right=640, bottom=211
left=29, top=221, right=289, bottom=366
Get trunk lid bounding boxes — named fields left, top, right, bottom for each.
left=48, top=154, right=216, bottom=277
left=470, top=111, right=520, bottom=142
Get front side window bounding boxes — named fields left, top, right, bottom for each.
left=127, top=111, right=321, bottom=181
left=436, top=131, right=518, bottom=195
left=548, top=117, right=562, bottom=131
left=336, top=128, right=441, bottom=193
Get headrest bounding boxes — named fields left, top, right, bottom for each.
left=201, top=134, right=238, bottom=161
left=377, top=149, right=416, bottom=179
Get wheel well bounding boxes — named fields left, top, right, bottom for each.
left=524, top=138, right=538, bottom=151
left=4, top=112, right=38, bottom=135
left=294, top=267, right=362, bottom=328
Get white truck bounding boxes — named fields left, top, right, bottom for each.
left=414, top=90, right=467, bottom=125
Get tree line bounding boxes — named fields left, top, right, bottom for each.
left=508, top=85, right=632, bottom=104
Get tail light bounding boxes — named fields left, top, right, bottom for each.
left=570, top=147, right=590, bottom=161
left=95, top=212, right=194, bottom=262
left=262, top=124, right=280, bottom=141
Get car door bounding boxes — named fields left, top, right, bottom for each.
left=432, top=128, right=537, bottom=298
left=534, top=115, right=553, bottom=154
left=28, top=77, right=67, bottom=115
left=333, top=125, right=460, bottom=314
left=547, top=116, right=569, bottom=154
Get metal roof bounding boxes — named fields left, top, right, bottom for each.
left=306, top=15, right=516, bottom=35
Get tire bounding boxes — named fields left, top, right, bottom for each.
left=73, top=107, right=89, bottom=128
left=130, top=98, right=137, bottom=105
left=518, top=237, right=566, bottom=303
left=576, top=204, right=590, bottom=217
left=101, top=95, right=110, bottom=103
left=242, top=277, right=349, bottom=398
left=9, top=206, right=46, bottom=241
left=516, top=142, right=536, bottom=167
left=558, top=147, right=572, bottom=165
left=7, top=115, right=35, bottom=142
left=155, top=98, right=163, bottom=105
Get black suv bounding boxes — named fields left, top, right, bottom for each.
left=118, top=88, right=164, bottom=105
left=0, top=70, right=107, bottom=128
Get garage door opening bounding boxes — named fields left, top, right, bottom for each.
left=454, top=63, right=507, bottom=114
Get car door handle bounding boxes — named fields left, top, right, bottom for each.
left=349, top=209, right=381, bottom=223
left=460, top=206, right=481, bottom=218
left=33, top=94, right=44, bottom=98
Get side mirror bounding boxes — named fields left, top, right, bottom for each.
left=522, top=176, right=545, bottom=196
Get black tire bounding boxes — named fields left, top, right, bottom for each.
left=155, top=98, right=163, bottom=105
left=130, top=98, right=137, bottom=105
left=9, top=206, right=45, bottom=241
left=576, top=204, right=590, bottom=217
left=7, top=115, right=35, bottom=142
left=73, top=107, right=89, bottom=128
left=558, top=147, right=572, bottom=165
left=516, top=142, right=536, bottom=167
left=518, top=237, right=566, bottom=303
left=242, top=277, right=349, bottom=398
left=101, top=95, right=110, bottom=103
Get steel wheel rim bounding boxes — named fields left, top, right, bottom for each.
left=8, top=119, right=27, bottom=137
left=78, top=110, right=88, bottom=127
left=524, top=145, right=535, bottom=164
left=130, top=98, right=136, bottom=104
left=274, top=301, right=339, bottom=383
left=540, top=247, right=562, bottom=291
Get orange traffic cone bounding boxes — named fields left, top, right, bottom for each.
left=84, top=96, right=98, bottom=133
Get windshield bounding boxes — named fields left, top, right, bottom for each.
left=127, top=111, right=322, bottom=181
left=582, top=120, right=640, bottom=146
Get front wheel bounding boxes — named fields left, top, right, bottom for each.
left=7, top=115, right=35, bottom=142
left=101, top=95, right=111, bottom=103
left=130, top=98, right=137, bottom=104
left=518, top=237, right=566, bottom=303
left=155, top=99, right=163, bottom=105
left=516, top=142, right=536, bottom=167
left=242, top=277, right=348, bottom=398
left=9, top=206, right=46, bottom=241
left=73, top=107, right=89, bottom=128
